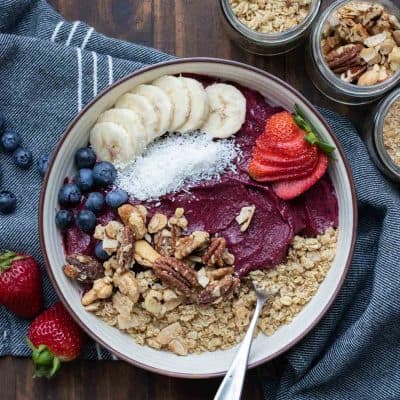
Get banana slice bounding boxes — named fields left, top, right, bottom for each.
left=152, top=75, right=190, bottom=132
left=178, top=77, right=209, bottom=133
left=201, top=83, right=246, bottom=139
left=90, top=122, right=136, bottom=165
left=114, top=93, right=158, bottom=139
left=97, top=108, right=147, bottom=154
left=132, top=84, right=173, bottom=138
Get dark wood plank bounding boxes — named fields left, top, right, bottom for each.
left=3, top=0, right=369, bottom=399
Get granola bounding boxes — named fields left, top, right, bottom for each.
left=383, top=98, right=400, bottom=166
left=67, top=205, right=337, bottom=355
left=322, top=1, right=400, bottom=85
left=229, top=0, right=312, bottom=34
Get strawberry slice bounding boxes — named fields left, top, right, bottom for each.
left=264, top=111, right=299, bottom=141
left=249, top=157, right=315, bottom=182
left=252, top=146, right=318, bottom=170
left=272, top=153, right=329, bottom=200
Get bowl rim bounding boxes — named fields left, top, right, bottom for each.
left=39, top=57, right=358, bottom=379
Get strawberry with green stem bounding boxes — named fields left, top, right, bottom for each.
left=27, top=302, right=84, bottom=378
left=0, top=251, right=43, bottom=319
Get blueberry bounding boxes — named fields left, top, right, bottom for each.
left=105, top=189, right=128, bottom=208
left=94, top=241, right=110, bottom=261
left=76, top=210, right=96, bottom=233
left=58, top=183, right=82, bottom=207
left=75, top=147, right=96, bottom=169
left=37, top=154, right=50, bottom=177
left=0, top=191, right=17, bottom=214
left=13, top=147, right=33, bottom=169
left=55, top=209, right=74, bottom=230
left=85, top=192, right=104, bottom=213
left=93, top=161, right=117, bottom=187
left=75, top=168, right=94, bottom=192
left=1, top=131, right=21, bottom=153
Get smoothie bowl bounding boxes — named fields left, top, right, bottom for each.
left=39, top=58, right=357, bottom=378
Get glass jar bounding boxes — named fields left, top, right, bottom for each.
left=366, top=88, right=400, bottom=183
left=219, top=0, right=321, bottom=56
left=307, top=0, right=400, bottom=105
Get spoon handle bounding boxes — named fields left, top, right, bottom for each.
left=213, top=298, right=265, bottom=400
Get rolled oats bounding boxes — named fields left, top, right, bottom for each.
left=229, top=0, right=312, bottom=34
left=383, top=98, right=400, bottom=166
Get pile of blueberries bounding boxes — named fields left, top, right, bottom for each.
left=56, top=147, right=129, bottom=260
left=0, top=115, right=49, bottom=214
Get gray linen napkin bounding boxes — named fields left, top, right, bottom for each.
left=1, top=1, right=400, bottom=399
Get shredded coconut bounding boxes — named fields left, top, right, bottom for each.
left=116, top=133, right=238, bottom=201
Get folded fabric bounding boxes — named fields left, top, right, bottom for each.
left=1, top=2, right=400, bottom=399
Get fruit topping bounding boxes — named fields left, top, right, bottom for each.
left=76, top=210, right=96, bottom=233
left=55, top=210, right=74, bottom=230
left=94, top=242, right=111, bottom=261
left=75, top=168, right=94, bottom=192
left=92, top=161, right=117, bottom=187
left=0, top=190, right=17, bottom=214
left=37, top=154, right=50, bottom=177
left=273, top=153, right=329, bottom=200
left=202, top=83, right=246, bottom=139
left=1, top=130, right=21, bottom=153
left=74, top=147, right=96, bottom=169
left=249, top=108, right=335, bottom=200
left=13, top=147, right=33, bottom=169
left=58, top=183, right=82, bottom=207
left=85, top=192, right=104, bottom=213
left=27, top=302, right=84, bottom=378
left=0, top=251, right=43, bottom=319
left=105, top=189, right=129, bottom=208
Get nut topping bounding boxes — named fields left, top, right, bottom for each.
left=81, top=276, right=113, bottom=306
left=235, top=205, right=256, bottom=232
left=134, top=240, right=161, bottom=267
left=202, top=237, right=227, bottom=267
left=148, top=213, right=168, bottom=234
left=197, top=275, right=240, bottom=305
left=118, top=204, right=147, bottom=239
left=63, top=254, right=104, bottom=283
left=153, top=256, right=198, bottom=296
left=174, top=231, right=210, bottom=260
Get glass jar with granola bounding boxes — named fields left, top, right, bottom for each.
left=219, top=0, right=321, bottom=55
left=367, top=87, right=400, bottom=183
left=307, top=0, right=400, bottom=104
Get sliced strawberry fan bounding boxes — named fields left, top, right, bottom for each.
left=248, top=106, right=335, bottom=200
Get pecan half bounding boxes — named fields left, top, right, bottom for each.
left=116, top=226, right=134, bottom=271
left=202, top=237, right=226, bottom=267
left=175, top=231, right=210, bottom=260
left=63, top=254, right=104, bottom=283
left=153, top=257, right=198, bottom=296
left=197, top=275, right=240, bottom=305
left=325, top=44, right=364, bottom=73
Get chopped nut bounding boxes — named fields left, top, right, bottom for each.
left=202, top=237, right=227, bottom=267
left=105, top=221, right=123, bottom=239
left=360, top=47, right=381, bottom=64
left=197, top=275, right=240, bottom=305
left=207, top=267, right=234, bottom=280
left=82, top=276, right=113, bottom=306
left=389, top=46, right=400, bottom=65
left=134, top=240, right=161, bottom=267
left=143, top=289, right=163, bottom=316
left=174, top=231, right=210, bottom=259
left=93, top=225, right=106, bottom=240
left=168, top=337, right=188, bottom=356
left=118, top=204, right=147, bottom=239
left=113, top=271, right=140, bottom=304
left=156, top=322, right=182, bottom=345
left=64, top=254, right=104, bottom=283
left=235, top=205, right=256, bottom=232
left=197, top=268, right=210, bottom=288
left=148, top=213, right=168, bottom=234
left=358, top=64, right=381, bottom=85
left=393, top=30, right=400, bottom=46
left=364, top=31, right=387, bottom=47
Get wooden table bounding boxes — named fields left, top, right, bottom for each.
left=2, top=1, right=368, bottom=399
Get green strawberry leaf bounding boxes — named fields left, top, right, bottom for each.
left=27, top=339, right=62, bottom=379
left=293, top=104, right=336, bottom=155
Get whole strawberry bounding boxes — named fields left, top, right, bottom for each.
left=0, top=251, right=43, bottom=318
left=27, top=302, right=84, bottom=378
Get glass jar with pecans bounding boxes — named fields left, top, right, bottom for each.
left=219, top=0, right=321, bottom=55
left=307, top=0, right=400, bottom=105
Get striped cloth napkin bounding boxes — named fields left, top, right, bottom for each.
left=1, top=2, right=400, bottom=400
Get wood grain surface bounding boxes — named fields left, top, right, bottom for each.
left=1, top=1, right=370, bottom=399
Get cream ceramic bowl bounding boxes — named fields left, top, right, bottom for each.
left=39, top=58, right=357, bottom=378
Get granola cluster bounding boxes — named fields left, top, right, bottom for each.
left=322, top=1, right=400, bottom=85
left=383, top=98, right=400, bottom=166
left=229, top=0, right=312, bottom=34
left=63, top=204, right=337, bottom=355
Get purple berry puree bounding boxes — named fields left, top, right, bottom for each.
left=63, top=82, right=338, bottom=277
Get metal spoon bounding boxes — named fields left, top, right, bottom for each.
left=213, top=283, right=276, bottom=400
